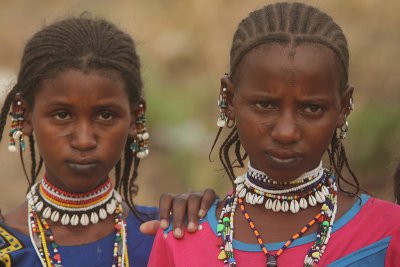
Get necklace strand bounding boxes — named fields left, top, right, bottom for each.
left=28, top=201, right=129, bottom=267
left=27, top=177, right=122, bottom=226
left=216, top=169, right=338, bottom=266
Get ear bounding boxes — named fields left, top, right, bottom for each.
left=12, top=95, right=34, bottom=136
left=220, top=74, right=235, bottom=121
left=336, top=84, right=354, bottom=128
left=128, top=98, right=146, bottom=138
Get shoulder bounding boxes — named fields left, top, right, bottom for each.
left=162, top=199, right=219, bottom=235
left=0, top=222, right=39, bottom=267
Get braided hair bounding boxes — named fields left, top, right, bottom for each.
left=0, top=16, right=152, bottom=221
left=212, top=2, right=360, bottom=196
left=395, top=162, right=400, bottom=203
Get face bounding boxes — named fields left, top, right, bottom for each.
left=23, top=69, right=137, bottom=193
left=225, top=43, right=352, bottom=181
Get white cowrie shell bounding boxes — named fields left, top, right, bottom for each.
left=272, top=199, right=281, bottom=212
left=80, top=214, right=89, bottom=226
left=35, top=201, right=44, bottom=212
left=99, top=208, right=107, bottom=220
left=50, top=211, right=60, bottom=222
left=290, top=200, right=300, bottom=214
left=315, top=191, right=325, bottom=203
left=70, top=215, right=79, bottom=226
left=281, top=201, right=289, bottom=212
left=321, top=186, right=330, bottom=196
left=61, top=214, right=70, bottom=225
left=234, top=175, right=245, bottom=184
left=308, top=195, right=317, bottom=206
left=238, top=188, right=246, bottom=198
left=265, top=199, right=273, bottom=210
left=90, top=212, right=99, bottom=224
left=299, top=198, right=308, bottom=209
left=42, top=207, right=51, bottom=219
left=236, top=184, right=244, bottom=192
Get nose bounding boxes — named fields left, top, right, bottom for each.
left=270, top=111, right=301, bottom=145
left=70, top=120, right=97, bottom=151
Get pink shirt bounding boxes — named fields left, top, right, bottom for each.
left=149, top=195, right=400, bottom=266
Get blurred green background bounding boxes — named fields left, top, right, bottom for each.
left=0, top=0, right=399, bottom=212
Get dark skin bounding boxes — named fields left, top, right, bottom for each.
left=217, top=43, right=357, bottom=244
left=3, top=69, right=216, bottom=244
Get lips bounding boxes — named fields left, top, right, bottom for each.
left=265, top=149, right=303, bottom=167
left=65, top=160, right=100, bottom=173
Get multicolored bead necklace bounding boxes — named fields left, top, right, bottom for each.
left=217, top=168, right=338, bottom=267
left=236, top=162, right=329, bottom=214
left=27, top=175, right=121, bottom=226
left=247, top=161, right=323, bottom=186
left=27, top=176, right=130, bottom=267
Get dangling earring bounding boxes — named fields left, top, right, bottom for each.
left=8, top=100, right=25, bottom=152
left=349, top=97, right=355, bottom=110
left=217, top=87, right=228, bottom=127
left=340, top=120, right=349, bottom=139
left=132, top=104, right=149, bottom=158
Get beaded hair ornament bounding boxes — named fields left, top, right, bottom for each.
left=8, top=100, right=25, bottom=152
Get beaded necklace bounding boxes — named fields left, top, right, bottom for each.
left=27, top=176, right=121, bottom=226
left=217, top=169, right=338, bottom=267
left=27, top=177, right=130, bottom=267
left=247, top=161, right=323, bottom=185
left=236, top=162, right=328, bottom=214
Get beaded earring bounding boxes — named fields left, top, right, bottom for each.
left=131, top=104, right=149, bottom=158
left=8, top=100, right=26, bottom=152
left=217, top=87, right=228, bottom=127
left=340, top=120, right=349, bottom=139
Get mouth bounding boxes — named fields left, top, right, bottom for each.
left=265, top=149, right=303, bottom=167
left=65, top=160, right=100, bottom=173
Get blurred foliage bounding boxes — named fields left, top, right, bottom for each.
left=0, top=0, right=399, bottom=212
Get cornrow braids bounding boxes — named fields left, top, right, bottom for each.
left=0, top=15, right=154, bottom=221
left=230, top=2, right=348, bottom=91
left=211, top=2, right=360, bottom=197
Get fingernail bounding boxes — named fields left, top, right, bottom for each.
left=198, top=209, right=206, bottom=218
left=174, top=228, right=182, bottom=238
left=187, top=222, right=196, bottom=231
left=160, top=219, right=168, bottom=229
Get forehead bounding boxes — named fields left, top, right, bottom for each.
left=35, top=69, right=128, bottom=103
left=235, top=43, right=342, bottom=96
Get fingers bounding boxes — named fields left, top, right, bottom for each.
left=157, top=189, right=220, bottom=240
left=198, top=188, right=219, bottom=218
left=186, top=192, right=202, bottom=233
left=139, top=220, right=160, bottom=236
left=158, top=193, right=176, bottom=230
left=171, top=192, right=190, bottom=239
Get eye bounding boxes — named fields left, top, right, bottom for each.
left=96, top=111, right=113, bottom=121
left=302, top=105, right=323, bottom=114
left=254, top=101, right=274, bottom=109
left=53, top=111, right=71, bottom=120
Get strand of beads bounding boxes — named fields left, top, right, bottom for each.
left=216, top=191, right=238, bottom=266
left=247, top=161, right=323, bottom=185
left=303, top=174, right=337, bottom=267
left=217, top=169, right=338, bottom=267
left=28, top=200, right=129, bottom=267
left=27, top=176, right=121, bottom=226
left=235, top=171, right=329, bottom=213
left=238, top=197, right=322, bottom=267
